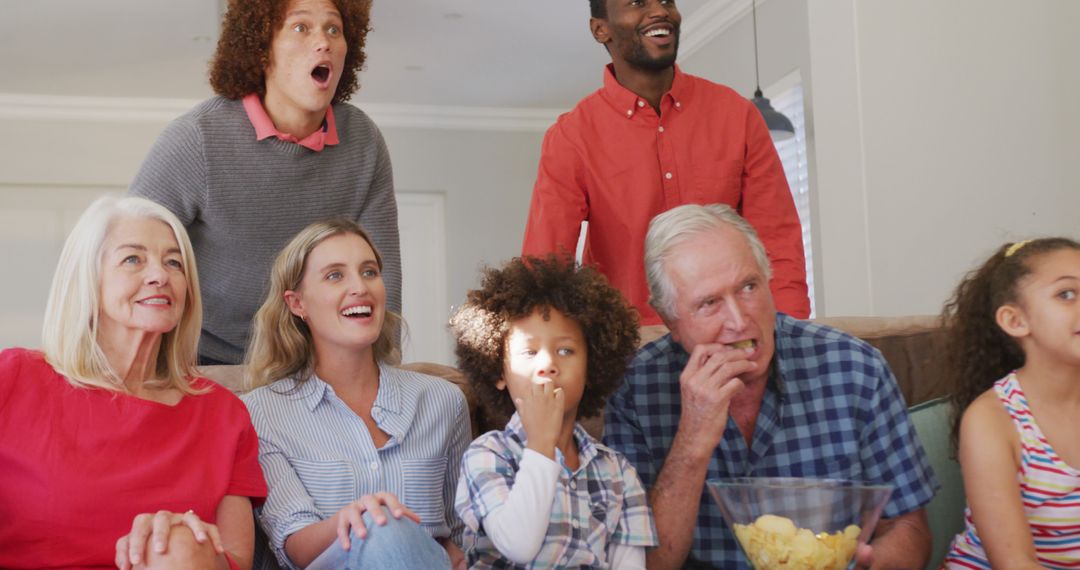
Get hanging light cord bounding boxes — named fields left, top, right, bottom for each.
left=752, top=0, right=763, bottom=97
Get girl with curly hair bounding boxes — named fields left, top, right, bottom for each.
left=450, top=255, right=657, bottom=569
left=942, top=237, right=1080, bottom=568
left=130, top=0, right=401, bottom=368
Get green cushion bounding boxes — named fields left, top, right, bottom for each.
left=908, top=397, right=966, bottom=569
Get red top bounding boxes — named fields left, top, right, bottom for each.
left=523, top=65, right=810, bottom=324
left=0, top=348, right=267, bottom=569
left=242, top=93, right=340, bottom=151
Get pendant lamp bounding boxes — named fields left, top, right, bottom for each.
left=750, top=0, right=795, bottom=141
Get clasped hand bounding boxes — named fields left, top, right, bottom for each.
left=115, top=509, right=222, bottom=569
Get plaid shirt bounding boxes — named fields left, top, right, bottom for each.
left=603, top=313, right=939, bottom=569
left=456, top=414, right=657, bottom=569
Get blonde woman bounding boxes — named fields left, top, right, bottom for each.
left=0, top=196, right=267, bottom=569
left=243, top=219, right=468, bottom=569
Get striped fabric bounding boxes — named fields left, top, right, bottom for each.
left=242, top=363, right=471, bottom=570
left=944, top=373, right=1080, bottom=569
left=456, top=414, right=657, bottom=568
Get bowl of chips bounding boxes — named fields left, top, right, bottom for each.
left=706, top=477, right=893, bottom=570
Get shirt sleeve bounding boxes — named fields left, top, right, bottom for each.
left=357, top=127, right=402, bottom=317
left=522, top=120, right=589, bottom=259
left=245, top=399, right=322, bottom=570
left=602, top=373, right=657, bottom=489
left=443, top=391, right=472, bottom=546
left=607, top=543, right=647, bottom=570
left=478, top=449, right=562, bottom=564
left=609, top=453, right=658, bottom=548
left=857, top=350, right=940, bottom=518
left=128, top=114, right=206, bottom=227
left=737, top=103, right=810, bottom=319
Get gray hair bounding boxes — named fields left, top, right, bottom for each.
left=41, top=195, right=203, bottom=393
left=645, top=204, right=772, bottom=321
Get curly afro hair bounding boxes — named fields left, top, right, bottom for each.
left=942, top=237, right=1080, bottom=452
left=451, top=255, right=640, bottom=426
left=209, top=0, right=371, bottom=104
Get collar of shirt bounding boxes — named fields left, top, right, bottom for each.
left=241, top=93, right=340, bottom=151
left=503, top=412, right=600, bottom=474
left=599, top=62, right=691, bottom=119
left=295, top=362, right=407, bottom=438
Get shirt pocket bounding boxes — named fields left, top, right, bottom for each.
left=401, top=456, right=449, bottom=524
left=290, top=458, right=359, bottom=516
left=690, top=158, right=744, bottom=205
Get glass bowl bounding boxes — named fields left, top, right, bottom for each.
left=706, top=477, right=893, bottom=570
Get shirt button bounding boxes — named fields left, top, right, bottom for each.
left=665, top=172, right=673, bottom=180
left=637, top=100, right=645, bottom=108
left=569, top=480, right=577, bottom=490
left=369, top=461, right=378, bottom=471
left=572, top=519, right=580, bottom=529
left=675, top=101, right=682, bottom=108
left=626, top=109, right=633, bottom=116
left=658, top=126, right=665, bottom=133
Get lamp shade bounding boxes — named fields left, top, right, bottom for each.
left=752, top=89, right=795, bottom=142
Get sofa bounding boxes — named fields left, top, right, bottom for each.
left=201, top=314, right=960, bottom=570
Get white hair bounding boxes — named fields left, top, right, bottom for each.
left=41, top=195, right=203, bottom=393
left=644, top=204, right=772, bottom=321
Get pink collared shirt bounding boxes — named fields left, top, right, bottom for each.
left=241, top=93, right=340, bottom=151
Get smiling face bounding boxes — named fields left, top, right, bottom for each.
left=999, top=248, right=1080, bottom=370
left=97, top=217, right=188, bottom=339
left=592, top=0, right=681, bottom=72
left=285, top=232, right=386, bottom=359
left=263, top=0, right=347, bottom=131
left=662, top=224, right=777, bottom=387
left=498, top=308, right=588, bottom=420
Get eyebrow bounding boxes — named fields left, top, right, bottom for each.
left=317, top=259, right=377, bottom=273
left=115, top=244, right=182, bottom=255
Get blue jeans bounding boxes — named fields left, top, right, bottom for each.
left=306, top=507, right=451, bottom=570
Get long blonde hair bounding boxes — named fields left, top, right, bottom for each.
left=246, top=219, right=401, bottom=389
left=41, top=195, right=204, bottom=393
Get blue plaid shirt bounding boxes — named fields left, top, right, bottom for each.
left=457, top=414, right=657, bottom=568
left=603, top=313, right=939, bottom=569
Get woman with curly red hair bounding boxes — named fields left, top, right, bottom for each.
left=130, top=0, right=401, bottom=368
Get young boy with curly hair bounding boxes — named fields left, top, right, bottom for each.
left=451, top=255, right=657, bottom=569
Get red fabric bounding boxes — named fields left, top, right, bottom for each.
left=523, top=65, right=810, bottom=324
left=242, top=93, right=339, bottom=151
left=0, top=348, right=267, bottom=569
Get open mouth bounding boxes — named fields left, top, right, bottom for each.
left=311, top=65, right=331, bottom=85
left=137, top=298, right=171, bottom=306
left=644, top=27, right=672, bottom=38
left=725, top=339, right=756, bottom=350
left=341, top=305, right=373, bottom=319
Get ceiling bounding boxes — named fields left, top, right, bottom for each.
left=2, top=0, right=716, bottom=111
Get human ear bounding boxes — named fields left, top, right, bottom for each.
left=590, top=17, right=610, bottom=44
left=995, top=304, right=1030, bottom=339
left=283, top=290, right=305, bottom=319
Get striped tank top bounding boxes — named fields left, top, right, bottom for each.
left=944, top=373, right=1080, bottom=569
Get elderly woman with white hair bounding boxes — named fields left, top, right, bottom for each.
left=0, top=196, right=267, bottom=569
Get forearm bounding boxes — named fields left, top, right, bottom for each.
left=482, top=450, right=560, bottom=564
left=284, top=518, right=338, bottom=569
left=644, top=431, right=712, bottom=570
left=868, top=510, right=931, bottom=570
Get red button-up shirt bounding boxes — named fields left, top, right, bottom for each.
left=523, top=65, right=809, bottom=324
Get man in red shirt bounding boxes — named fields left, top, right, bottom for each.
left=522, top=0, right=810, bottom=324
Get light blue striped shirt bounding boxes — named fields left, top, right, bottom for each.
left=242, top=363, right=470, bottom=570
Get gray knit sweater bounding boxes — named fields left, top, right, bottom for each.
left=130, top=96, right=401, bottom=364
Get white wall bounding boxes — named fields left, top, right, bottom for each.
left=686, top=0, right=1080, bottom=317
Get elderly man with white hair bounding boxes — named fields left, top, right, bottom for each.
left=602, top=204, right=938, bottom=570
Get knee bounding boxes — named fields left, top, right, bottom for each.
left=139, top=526, right=218, bottom=570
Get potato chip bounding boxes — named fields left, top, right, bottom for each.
left=732, top=514, right=861, bottom=570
